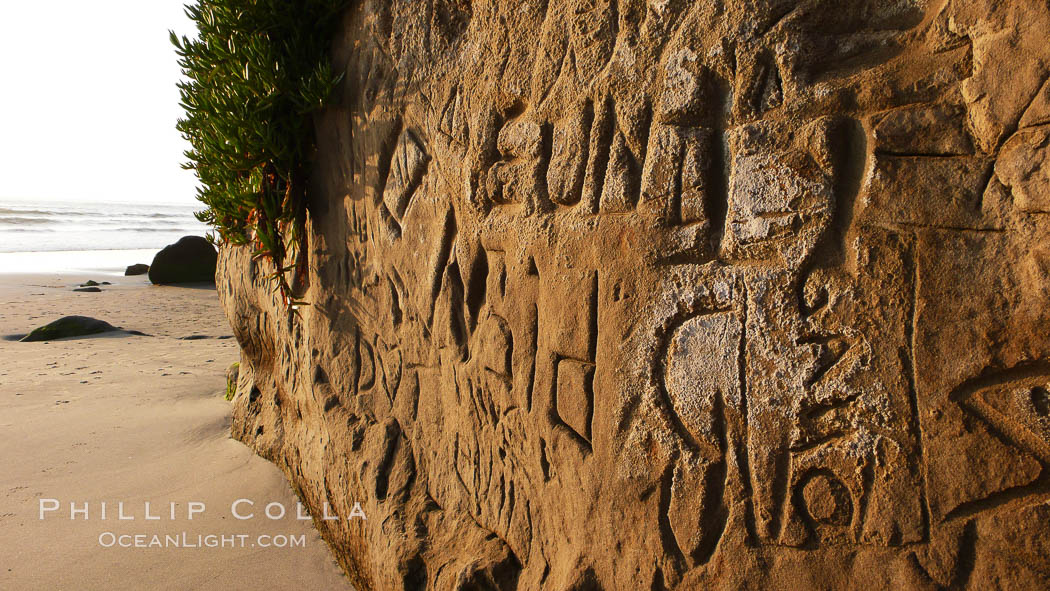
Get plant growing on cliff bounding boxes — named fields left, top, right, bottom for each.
left=225, top=362, right=240, bottom=401
left=171, top=0, right=346, bottom=305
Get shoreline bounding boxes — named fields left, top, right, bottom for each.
left=0, top=249, right=166, bottom=278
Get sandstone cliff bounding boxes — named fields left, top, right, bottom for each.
left=217, top=1, right=1050, bottom=588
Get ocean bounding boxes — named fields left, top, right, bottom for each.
left=0, top=198, right=211, bottom=276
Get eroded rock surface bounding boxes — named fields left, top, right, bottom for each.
left=218, top=1, right=1050, bottom=589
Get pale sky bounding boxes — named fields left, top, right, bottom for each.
left=0, top=2, right=199, bottom=205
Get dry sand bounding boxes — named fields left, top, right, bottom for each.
left=0, top=273, right=350, bottom=590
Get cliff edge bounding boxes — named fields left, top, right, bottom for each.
left=218, top=1, right=1050, bottom=588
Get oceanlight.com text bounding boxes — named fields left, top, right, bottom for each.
left=97, top=532, right=307, bottom=549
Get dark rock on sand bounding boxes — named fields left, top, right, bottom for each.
left=125, top=264, right=149, bottom=276
left=20, top=316, right=119, bottom=342
left=148, top=236, right=217, bottom=284
left=73, top=287, right=102, bottom=293
left=81, top=280, right=100, bottom=287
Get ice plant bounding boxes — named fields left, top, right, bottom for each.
left=171, top=0, right=346, bottom=305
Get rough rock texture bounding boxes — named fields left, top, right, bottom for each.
left=149, top=236, right=217, bottom=284
left=218, top=1, right=1050, bottom=589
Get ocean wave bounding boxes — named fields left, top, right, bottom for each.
left=0, top=207, right=54, bottom=215
left=0, top=221, right=203, bottom=231
left=62, top=211, right=187, bottom=219
left=1, top=228, right=204, bottom=234
left=20, top=211, right=188, bottom=220
left=108, top=227, right=206, bottom=233
left=1, top=201, right=198, bottom=213
left=0, top=211, right=195, bottom=225
left=0, top=216, right=55, bottom=225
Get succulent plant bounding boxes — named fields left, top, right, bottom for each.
left=172, top=0, right=347, bottom=305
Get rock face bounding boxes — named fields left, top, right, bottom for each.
left=217, top=1, right=1050, bottom=589
left=20, top=316, right=118, bottom=342
left=125, top=264, right=149, bottom=276
left=149, top=236, right=217, bottom=284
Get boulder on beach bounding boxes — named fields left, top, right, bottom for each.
left=20, top=316, right=119, bottom=342
left=148, top=236, right=217, bottom=284
left=73, top=287, right=102, bottom=293
left=125, top=264, right=149, bottom=276
left=81, top=280, right=100, bottom=287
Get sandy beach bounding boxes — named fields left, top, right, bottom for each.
left=0, top=273, right=349, bottom=590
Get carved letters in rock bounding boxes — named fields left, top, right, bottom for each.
left=218, top=1, right=1050, bottom=589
